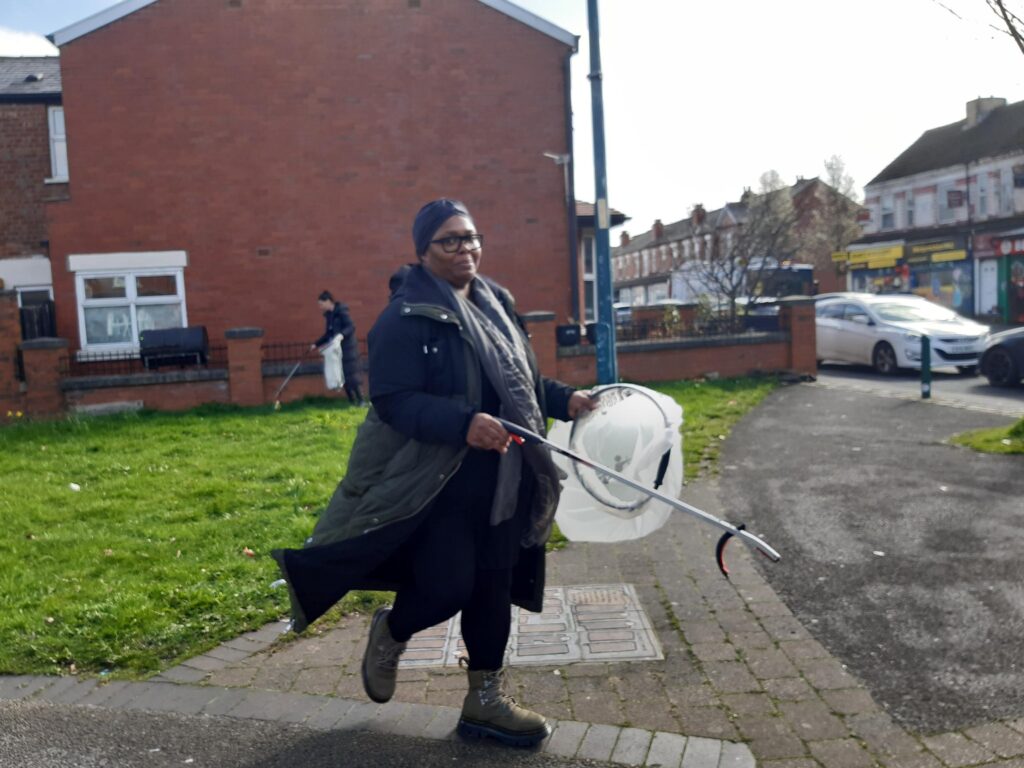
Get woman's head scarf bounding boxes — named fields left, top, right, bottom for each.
left=412, top=198, right=471, bottom=256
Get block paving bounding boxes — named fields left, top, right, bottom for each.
left=4, top=480, right=1024, bottom=767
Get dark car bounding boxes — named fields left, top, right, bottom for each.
left=979, top=327, right=1024, bottom=387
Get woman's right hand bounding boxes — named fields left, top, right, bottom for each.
left=466, top=412, right=511, bottom=454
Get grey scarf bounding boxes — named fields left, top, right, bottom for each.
left=426, top=272, right=561, bottom=547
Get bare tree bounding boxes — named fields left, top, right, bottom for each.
left=988, top=0, right=1024, bottom=55
left=794, top=155, right=862, bottom=286
left=678, top=171, right=800, bottom=329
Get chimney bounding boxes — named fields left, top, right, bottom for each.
left=619, top=231, right=630, bottom=246
left=965, top=96, right=1006, bottom=128
left=653, top=219, right=664, bottom=240
left=691, top=204, right=706, bottom=226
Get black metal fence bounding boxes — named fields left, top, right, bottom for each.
left=60, top=345, right=229, bottom=377
left=612, top=313, right=779, bottom=343
left=261, top=342, right=312, bottom=366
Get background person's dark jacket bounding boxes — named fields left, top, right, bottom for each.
left=315, top=301, right=361, bottom=383
left=273, top=265, right=575, bottom=632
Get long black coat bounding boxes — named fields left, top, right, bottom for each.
left=315, top=302, right=361, bottom=382
left=273, top=266, right=575, bottom=632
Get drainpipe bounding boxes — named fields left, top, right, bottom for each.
left=563, top=49, right=580, bottom=324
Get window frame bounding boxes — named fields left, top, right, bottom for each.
left=75, top=267, right=188, bottom=356
left=581, top=235, right=597, bottom=322
left=15, top=285, right=54, bottom=308
left=46, top=105, right=68, bottom=182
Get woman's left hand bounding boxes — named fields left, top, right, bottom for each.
left=567, top=390, right=598, bottom=420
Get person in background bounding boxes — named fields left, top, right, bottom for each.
left=275, top=199, right=595, bottom=748
left=313, top=290, right=365, bottom=406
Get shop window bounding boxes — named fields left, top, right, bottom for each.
left=1013, top=165, right=1024, bottom=188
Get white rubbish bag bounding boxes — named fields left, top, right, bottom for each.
left=551, top=384, right=683, bottom=542
left=321, top=334, right=345, bottom=391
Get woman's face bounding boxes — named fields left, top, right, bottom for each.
left=421, top=215, right=481, bottom=289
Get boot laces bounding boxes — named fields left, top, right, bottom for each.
left=376, top=637, right=405, bottom=671
left=479, top=670, right=518, bottom=710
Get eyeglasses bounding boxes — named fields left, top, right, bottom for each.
left=430, top=234, right=484, bottom=253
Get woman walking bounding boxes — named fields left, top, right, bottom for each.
left=273, top=198, right=594, bottom=747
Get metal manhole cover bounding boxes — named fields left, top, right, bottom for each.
left=399, top=583, right=663, bottom=668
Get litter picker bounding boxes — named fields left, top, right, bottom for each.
left=497, top=417, right=781, bottom=576
left=272, top=347, right=315, bottom=411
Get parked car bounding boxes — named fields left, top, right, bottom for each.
left=815, top=293, right=989, bottom=375
left=979, top=327, right=1024, bottom=387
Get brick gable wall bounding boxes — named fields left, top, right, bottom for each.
left=49, top=0, right=574, bottom=354
left=0, top=103, right=54, bottom=258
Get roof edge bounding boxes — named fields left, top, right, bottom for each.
left=49, top=0, right=161, bottom=47
left=476, top=0, right=579, bottom=50
left=48, top=0, right=578, bottom=51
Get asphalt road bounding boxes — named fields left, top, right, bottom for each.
left=0, top=699, right=617, bottom=768
left=718, top=383, right=1024, bottom=734
left=816, top=362, right=1024, bottom=416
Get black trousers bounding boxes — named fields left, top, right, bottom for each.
left=387, top=455, right=514, bottom=671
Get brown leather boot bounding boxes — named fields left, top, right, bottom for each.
left=360, top=607, right=406, bottom=703
left=457, top=667, right=551, bottom=747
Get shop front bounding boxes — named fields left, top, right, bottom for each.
left=993, top=231, right=1024, bottom=324
left=841, top=238, right=975, bottom=315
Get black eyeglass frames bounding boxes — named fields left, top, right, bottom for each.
left=430, top=234, right=484, bottom=253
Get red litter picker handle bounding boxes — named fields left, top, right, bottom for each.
left=497, top=417, right=780, bottom=577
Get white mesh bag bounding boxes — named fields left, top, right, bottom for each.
left=551, top=383, right=683, bottom=542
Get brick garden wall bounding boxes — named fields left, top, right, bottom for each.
left=48, top=0, right=576, bottom=354
left=0, top=291, right=817, bottom=421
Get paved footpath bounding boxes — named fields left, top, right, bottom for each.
left=4, top=383, right=1024, bottom=767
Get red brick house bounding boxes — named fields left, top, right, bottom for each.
left=0, top=56, right=66, bottom=336
left=46, top=0, right=579, bottom=359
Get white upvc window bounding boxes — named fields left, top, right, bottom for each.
left=581, top=235, right=597, bottom=322
left=47, top=106, right=68, bottom=181
left=16, top=285, right=53, bottom=308
left=69, top=251, right=189, bottom=355
left=75, top=269, right=187, bottom=353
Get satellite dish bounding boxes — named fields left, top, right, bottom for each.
left=551, top=384, right=683, bottom=542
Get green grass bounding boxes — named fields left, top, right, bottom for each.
left=649, top=377, right=779, bottom=479
left=0, top=377, right=777, bottom=679
left=949, top=416, right=1024, bottom=454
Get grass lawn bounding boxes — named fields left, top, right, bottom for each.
left=949, top=415, right=1024, bottom=454
left=0, top=377, right=777, bottom=679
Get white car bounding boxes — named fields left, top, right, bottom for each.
left=815, top=293, right=989, bottom=375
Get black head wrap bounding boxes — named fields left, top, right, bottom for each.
left=412, top=198, right=471, bottom=256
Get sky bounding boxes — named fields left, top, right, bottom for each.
left=3, top=0, right=1023, bottom=236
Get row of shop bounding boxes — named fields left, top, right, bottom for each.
left=833, top=230, right=1024, bottom=324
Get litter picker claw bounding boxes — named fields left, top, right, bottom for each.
left=497, top=417, right=781, bottom=577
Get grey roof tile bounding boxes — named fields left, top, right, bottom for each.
left=0, top=56, right=61, bottom=100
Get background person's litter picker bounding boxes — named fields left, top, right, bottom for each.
left=272, top=347, right=316, bottom=411
left=497, top=384, right=781, bottom=576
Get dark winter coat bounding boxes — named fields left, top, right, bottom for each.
left=315, top=301, right=361, bottom=382
left=272, top=265, right=575, bottom=633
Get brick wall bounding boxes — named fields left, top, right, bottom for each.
left=555, top=298, right=818, bottom=387
left=64, top=379, right=228, bottom=413
left=0, top=102, right=67, bottom=258
left=48, top=0, right=575, bottom=354
left=0, top=291, right=25, bottom=417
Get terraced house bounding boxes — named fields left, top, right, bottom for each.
left=843, top=96, right=1024, bottom=323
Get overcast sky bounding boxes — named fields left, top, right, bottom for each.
left=3, top=0, right=1023, bottom=236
